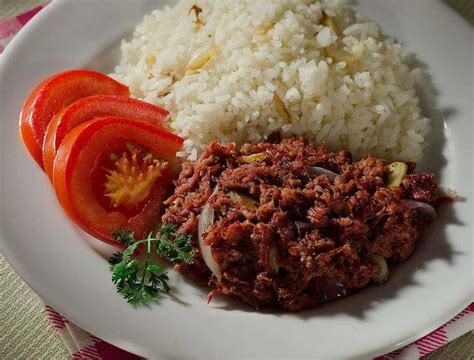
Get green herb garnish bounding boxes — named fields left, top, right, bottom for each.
left=155, top=223, right=195, bottom=264
left=109, top=224, right=194, bottom=306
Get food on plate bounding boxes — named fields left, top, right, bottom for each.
left=53, top=116, right=183, bottom=243
left=112, top=0, right=429, bottom=163
left=43, top=95, right=169, bottom=180
left=20, top=69, right=129, bottom=168
left=162, top=137, right=439, bottom=311
left=18, top=0, right=450, bottom=311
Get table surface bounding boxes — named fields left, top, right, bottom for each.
left=1, top=0, right=472, bottom=359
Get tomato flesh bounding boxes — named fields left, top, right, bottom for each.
left=53, top=116, right=183, bottom=244
left=20, top=69, right=129, bottom=168
left=92, top=140, right=168, bottom=217
left=43, top=95, right=169, bottom=180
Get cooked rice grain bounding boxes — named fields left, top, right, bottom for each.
left=112, top=0, right=429, bottom=162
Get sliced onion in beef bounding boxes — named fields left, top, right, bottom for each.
left=323, top=282, right=348, bottom=301
left=404, top=200, right=436, bottom=218
left=370, top=254, right=389, bottom=285
left=198, top=186, right=222, bottom=280
left=229, top=191, right=258, bottom=208
left=306, top=166, right=338, bottom=179
left=269, top=247, right=279, bottom=273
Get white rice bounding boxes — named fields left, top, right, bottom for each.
left=111, top=0, right=429, bottom=162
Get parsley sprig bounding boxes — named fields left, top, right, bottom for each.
left=155, top=223, right=195, bottom=264
left=109, top=224, right=194, bottom=306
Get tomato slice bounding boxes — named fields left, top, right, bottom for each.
left=43, top=95, right=169, bottom=181
left=53, top=116, right=183, bottom=244
left=19, top=69, right=129, bottom=168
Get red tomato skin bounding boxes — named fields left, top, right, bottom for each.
left=53, top=116, right=183, bottom=244
left=19, top=78, right=49, bottom=167
left=19, top=69, right=129, bottom=168
left=43, top=95, right=169, bottom=181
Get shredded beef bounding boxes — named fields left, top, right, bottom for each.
left=162, top=138, right=439, bottom=311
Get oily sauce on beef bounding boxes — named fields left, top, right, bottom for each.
left=162, top=138, right=438, bottom=311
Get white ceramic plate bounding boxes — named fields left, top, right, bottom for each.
left=1, top=0, right=472, bottom=359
